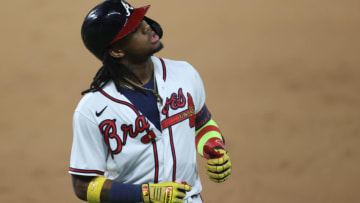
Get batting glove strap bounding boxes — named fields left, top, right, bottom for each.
left=142, top=184, right=150, bottom=203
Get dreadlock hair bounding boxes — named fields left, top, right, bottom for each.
left=81, top=51, right=147, bottom=95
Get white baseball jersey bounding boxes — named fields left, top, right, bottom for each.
left=69, top=56, right=206, bottom=203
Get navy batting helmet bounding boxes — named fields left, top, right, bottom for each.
left=81, top=0, right=163, bottom=61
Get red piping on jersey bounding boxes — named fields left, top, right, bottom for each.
left=99, top=89, right=159, bottom=183
left=69, top=167, right=104, bottom=175
left=159, top=58, right=166, bottom=81
left=152, top=140, right=159, bottom=183
left=100, top=90, right=140, bottom=115
left=168, top=127, right=177, bottom=181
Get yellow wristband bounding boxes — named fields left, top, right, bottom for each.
left=87, top=176, right=107, bottom=203
left=142, top=184, right=150, bottom=203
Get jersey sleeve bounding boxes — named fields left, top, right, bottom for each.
left=69, top=111, right=107, bottom=176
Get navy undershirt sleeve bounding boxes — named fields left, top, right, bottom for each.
left=110, top=182, right=142, bottom=202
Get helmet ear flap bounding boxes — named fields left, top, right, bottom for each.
left=144, top=16, right=163, bottom=39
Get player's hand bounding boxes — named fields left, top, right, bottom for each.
left=142, top=181, right=192, bottom=203
left=204, top=147, right=232, bottom=183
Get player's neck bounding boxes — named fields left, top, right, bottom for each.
left=122, top=58, right=154, bottom=86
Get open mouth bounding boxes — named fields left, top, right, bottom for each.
left=151, top=32, right=159, bottom=43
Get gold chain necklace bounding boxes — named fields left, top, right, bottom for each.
left=122, top=73, right=163, bottom=105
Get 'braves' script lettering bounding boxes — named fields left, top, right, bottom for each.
left=99, top=115, right=153, bottom=159
left=99, top=119, right=122, bottom=159
left=161, top=92, right=195, bottom=129
left=121, top=116, right=150, bottom=139
left=162, top=88, right=186, bottom=117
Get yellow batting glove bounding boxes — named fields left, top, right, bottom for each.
left=204, top=148, right=232, bottom=183
left=142, top=181, right=192, bottom=203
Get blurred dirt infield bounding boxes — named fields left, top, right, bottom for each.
left=1, top=0, right=360, bottom=202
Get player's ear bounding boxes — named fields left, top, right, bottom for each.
left=108, top=47, right=125, bottom=58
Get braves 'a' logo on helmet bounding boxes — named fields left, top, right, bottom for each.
left=121, top=0, right=134, bottom=16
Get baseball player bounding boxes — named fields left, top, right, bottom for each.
left=69, top=1, right=232, bottom=202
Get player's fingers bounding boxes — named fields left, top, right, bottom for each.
left=210, top=174, right=231, bottom=183
left=184, top=184, right=191, bottom=192
left=175, top=190, right=186, bottom=198
left=207, top=154, right=229, bottom=165
left=207, top=167, right=232, bottom=179
left=174, top=183, right=191, bottom=201
left=206, top=163, right=223, bottom=172
left=206, top=159, right=231, bottom=172
left=176, top=182, right=192, bottom=192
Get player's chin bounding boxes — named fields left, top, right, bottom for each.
left=152, top=42, right=164, bottom=54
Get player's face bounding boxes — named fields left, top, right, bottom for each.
left=112, top=20, right=163, bottom=62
